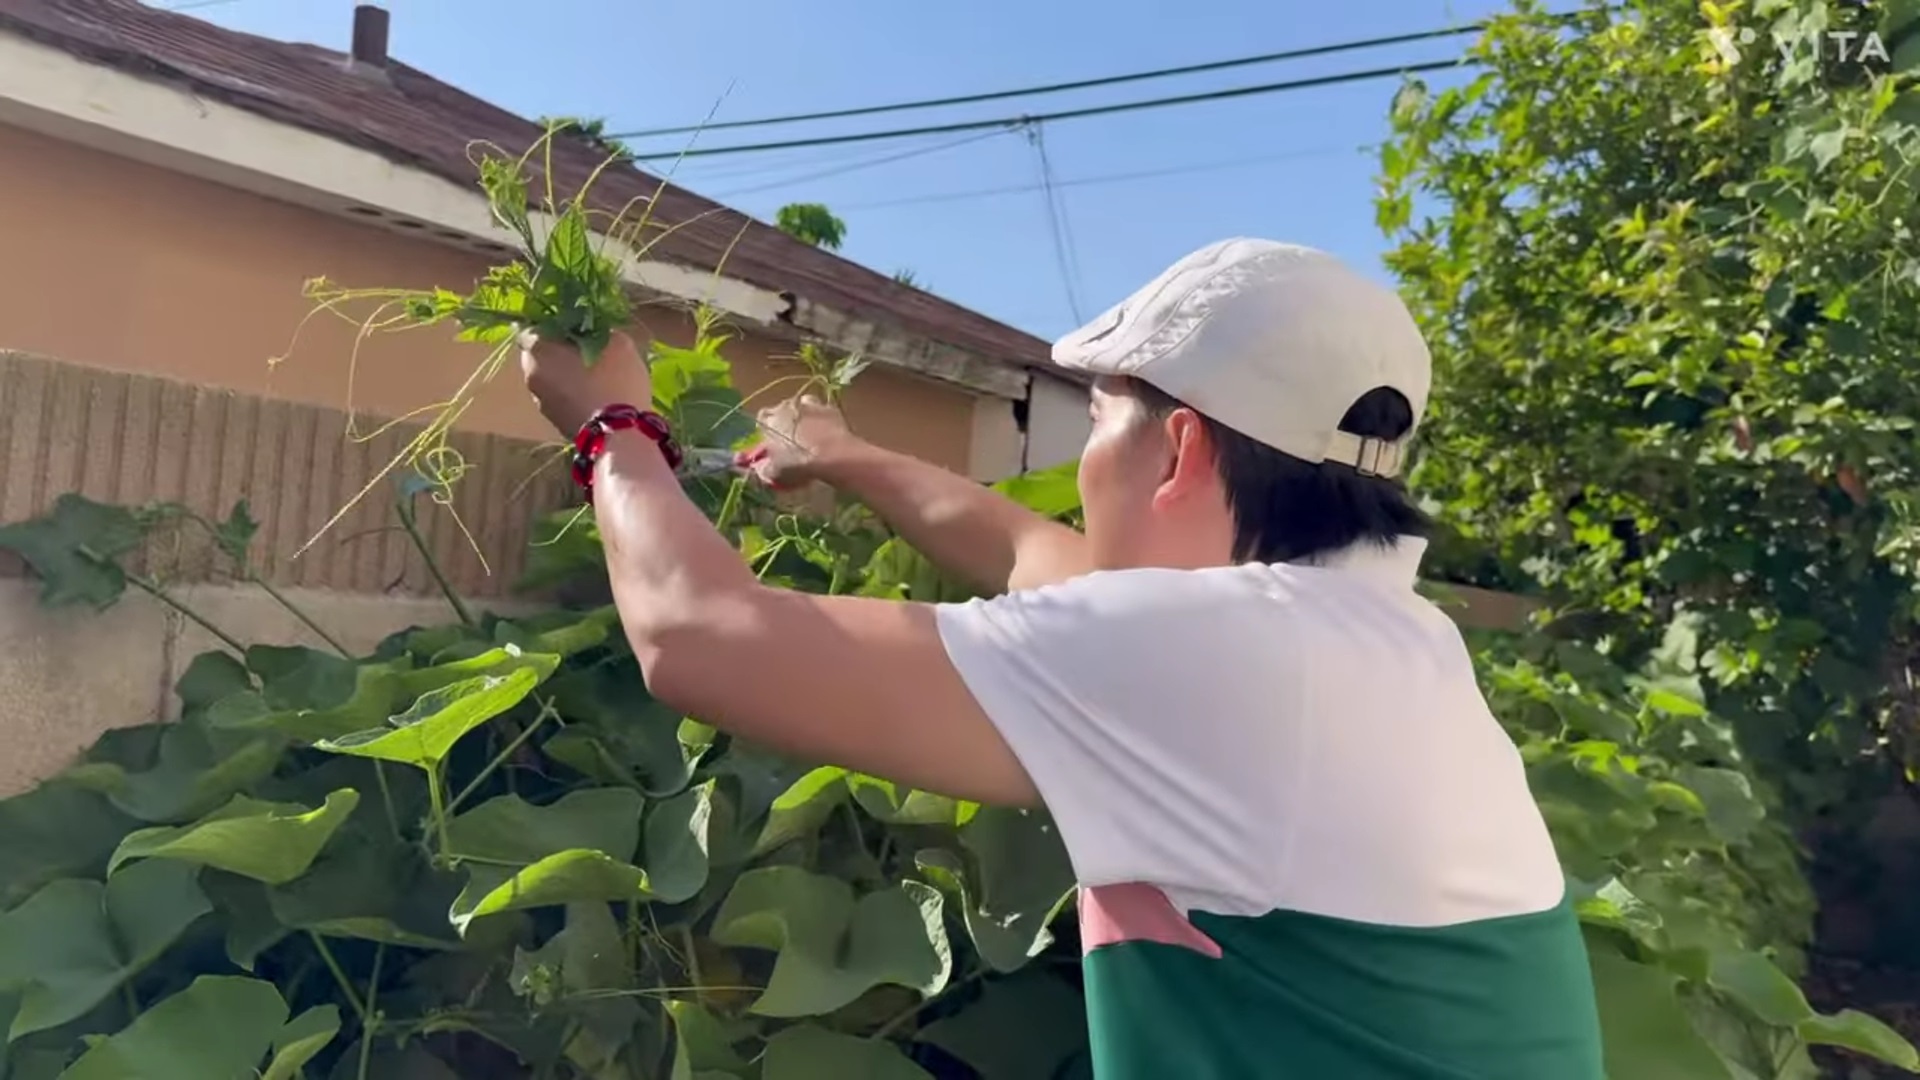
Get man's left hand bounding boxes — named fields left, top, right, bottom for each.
left=519, top=328, right=654, bottom=437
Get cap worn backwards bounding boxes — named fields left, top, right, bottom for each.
left=1049, top=238, right=1432, bottom=479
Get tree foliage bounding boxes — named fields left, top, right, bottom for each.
left=1381, top=0, right=1920, bottom=807
left=774, top=203, right=848, bottom=251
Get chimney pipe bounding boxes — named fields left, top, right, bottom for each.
left=350, top=5, right=389, bottom=68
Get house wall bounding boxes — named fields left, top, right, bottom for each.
left=0, top=120, right=1011, bottom=794
left=0, top=122, right=980, bottom=471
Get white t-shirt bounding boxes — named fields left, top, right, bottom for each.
left=931, top=537, right=1565, bottom=926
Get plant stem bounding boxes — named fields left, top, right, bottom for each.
left=120, top=981, right=140, bottom=1018
left=448, top=702, right=556, bottom=813
left=398, top=499, right=476, bottom=628
left=308, top=932, right=368, bottom=1023
left=871, top=965, right=987, bottom=1040
left=373, top=762, right=402, bottom=843
left=425, top=767, right=453, bottom=863
left=123, top=573, right=247, bottom=654
left=714, top=475, right=746, bottom=535
left=680, top=925, right=702, bottom=991
left=357, top=943, right=387, bottom=1080
left=250, top=574, right=352, bottom=657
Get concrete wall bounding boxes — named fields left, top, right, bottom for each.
left=0, top=576, right=537, bottom=796
left=1027, top=373, right=1093, bottom=471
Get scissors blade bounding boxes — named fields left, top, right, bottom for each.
left=680, top=448, right=739, bottom=478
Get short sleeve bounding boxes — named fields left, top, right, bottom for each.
left=933, top=567, right=1302, bottom=909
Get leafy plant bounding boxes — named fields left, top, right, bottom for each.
left=1380, top=0, right=1920, bottom=802
left=773, top=204, right=847, bottom=251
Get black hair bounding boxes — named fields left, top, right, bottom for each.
left=1126, top=379, right=1431, bottom=564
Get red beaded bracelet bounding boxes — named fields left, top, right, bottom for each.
left=570, top=404, right=683, bottom=505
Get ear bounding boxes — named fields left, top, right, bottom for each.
left=1151, top=408, right=1216, bottom=511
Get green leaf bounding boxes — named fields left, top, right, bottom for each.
left=108, top=789, right=359, bottom=884
left=760, top=1024, right=933, bottom=1080
left=65, top=715, right=285, bottom=824
left=1587, top=946, right=1733, bottom=1080
left=0, top=782, right=137, bottom=910
left=544, top=664, right=703, bottom=796
left=0, top=859, right=211, bottom=1039
left=446, top=788, right=648, bottom=930
left=846, top=775, right=973, bottom=827
left=934, top=807, right=1075, bottom=972
left=0, top=494, right=148, bottom=609
left=1707, top=949, right=1814, bottom=1027
left=174, top=652, right=255, bottom=715
left=754, top=767, right=849, bottom=856
left=266, top=834, right=463, bottom=951
left=261, top=1006, right=342, bottom=1080
left=247, top=646, right=358, bottom=712
left=315, top=663, right=553, bottom=770
left=1798, top=1009, right=1920, bottom=1070
left=991, top=459, right=1082, bottom=517
left=508, top=902, right=641, bottom=1067
left=666, top=1001, right=752, bottom=1078
left=645, top=782, right=714, bottom=904
left=709, top=867, right=951, bottom=1018
left=58, top=976, right=288, bottom=1080
left=1677, top=766, right=1765, bottom=845
left=916, top=968, right=1090, bottom=1080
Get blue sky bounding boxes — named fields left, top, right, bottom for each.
left=176, top=0, right=1508, bottom=342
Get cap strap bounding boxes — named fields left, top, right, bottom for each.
left=1324, top=430, right=1406, bottom=479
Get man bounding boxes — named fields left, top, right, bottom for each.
left=520, top=239, right=1605, bottom=1078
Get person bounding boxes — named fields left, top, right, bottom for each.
left=518, top=238, right=1606, bottom=1079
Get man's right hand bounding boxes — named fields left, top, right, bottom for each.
left=739, top=394, right=860, bottom=489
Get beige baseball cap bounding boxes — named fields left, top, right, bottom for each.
left=1050, top=239, right=1431, bottom=478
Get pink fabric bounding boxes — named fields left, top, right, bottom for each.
left=1079, top=882, right=1224, bottom=959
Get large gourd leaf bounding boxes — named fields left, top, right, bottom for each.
left=1587, top=946, right=1733, bottom=1080
left=108, top=789, right=358, bottom=884
left=261, top=1006, right=342, bottom=1080
left=916, top=968, right=1089, bottom=1080
left=445, top=788, right=649, bottom=930
left=0, top=860, right=210, bottom=1039
left=759, top=1024, right=933, bottom=1080
left=709, top=867, right=950, bottom=1018
left=0, top=783, right=137, bottom=910
left=57, top=976, right=289, bottom=1080
left=315, top=661, right=554, bottom=770
left=0, top=494, right=147, bottom=609
left=63, top=717, right=284, bottom=825
left=917, top=806, right=1076, bottom=972
left=644, top=782, right=715, bottom=904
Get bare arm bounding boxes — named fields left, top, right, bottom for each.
left=750, top=397, right=1090, bottom=595
left=594, top=430, right=1041, bottom=807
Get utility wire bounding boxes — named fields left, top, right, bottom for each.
left=634, top=56, right=1467, bottom=161
left=1025, top=123, right=1087, bottom=323
left=709, top=128, right=1010, bottom=199
left=834, top=144, right=1364, bottom=211
left=613, top=23, right=1488, bottom=140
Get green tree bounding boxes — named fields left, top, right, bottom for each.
left=776, top=202, right=848, bottom=250
left=1381, top=0, right=1920, bottom=804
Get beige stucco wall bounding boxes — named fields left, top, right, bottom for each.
left=0, top=122, right=980, bottom=472
left=1027, top=373, right=1092, bottom=471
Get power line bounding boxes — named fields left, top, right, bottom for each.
left=709, top=128, right=1010, bottom=199
left=614, top=23, right=1487, bottom=140
left=832, top=144, right=1364, bottom=211
left=636, top=56, right=1468, bottom=161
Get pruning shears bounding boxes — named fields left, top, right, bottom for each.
left=679, top=448, right=742, bottom=479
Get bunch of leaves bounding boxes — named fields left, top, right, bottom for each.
left=0, top=475, right=1087, bottom=1079
left=1467, top=610, right=1918, bottom=1077
left=275, top=121, right=727, bottom=563
left=1380, top=0, right=1920, bottom=807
